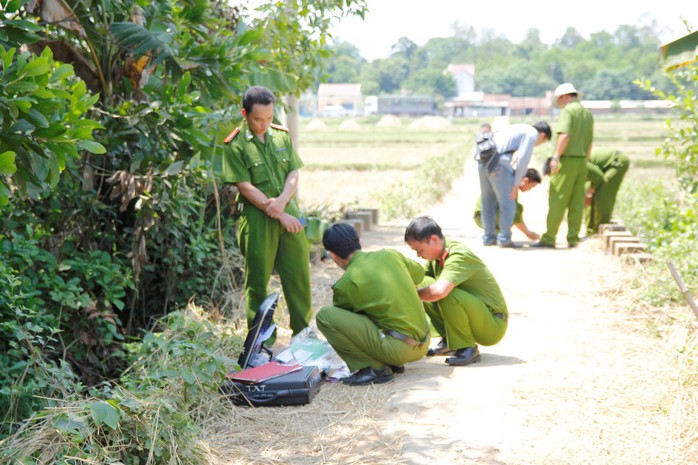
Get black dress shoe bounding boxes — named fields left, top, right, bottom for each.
left=389, top=364, right=405, bottom=374
left=339, top=366, right=394, bottom=386
left=426, top=338, right=455, bottom=356
left=530, top=242, right=555, bottom=248
left=445, top=346, right=481, bottom=366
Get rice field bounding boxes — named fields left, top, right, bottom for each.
left=295, top=114, right=675, bottom=214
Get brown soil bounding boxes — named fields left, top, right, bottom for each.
left=206, top=159, right=682, bottom=464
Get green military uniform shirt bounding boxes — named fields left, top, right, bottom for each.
left=555, top=100, right=594, bottom=157
left=219, top=121, right=304, bottom=213
left=332, top=249, right=428, bottom=341
left=586, top=147, right=617, bottom=188
left=425, top=238, right=508, bottom=316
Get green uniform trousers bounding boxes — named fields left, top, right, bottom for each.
left=238, top=205, right=312, bottom=343
left=540, top=157, right=588, bottom=246
left=316, top=306, right=429, bottom=372
left=421, top=277, right=507, bottom=350
left=587, top=153, right=630, bottom=233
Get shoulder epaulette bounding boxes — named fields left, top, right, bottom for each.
left=224, top=128, right=240, bottom=143
left=270, top=123, right=289, bottom=132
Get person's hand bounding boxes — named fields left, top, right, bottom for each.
left=550, top=157, right=560, bottom=175
left=509, top=185, right=518, bottom=200
left=584, top=189, right=594, bottom=207
left=526, top=231, right=540, bottom=241
left=279, top=213, right=304, bottom=233
left=264, top=197, right=286, bottom=219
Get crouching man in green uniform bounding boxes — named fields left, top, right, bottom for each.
left=584, top=147, right=630, bottom=234
left=218, top=86, right=311, bottom=344
left=404, top=217, right=508, bottom=366
left=316, top=224, right=430, bottom=386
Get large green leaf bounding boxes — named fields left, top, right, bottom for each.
left=110, top=22, right=175, bottom=65
left=0, top=151, right=17, bottom=175
left=76, top=140, right=106, bottom=154
left=90, top=401, right=120, bottom=430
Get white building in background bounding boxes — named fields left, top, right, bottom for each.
left=317, top=83, right=362, bottom=117
left=447, top=64, right=476, bottom=98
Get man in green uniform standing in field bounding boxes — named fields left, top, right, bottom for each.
left=317, top=223, right=430, bottom=386
left=404, top=217, right=508, bottom=366
left=584, top=147, right=630, bottom=234
left=533, top=83, right=594, bottom=248
left=218, top=86, right=311, bottom=343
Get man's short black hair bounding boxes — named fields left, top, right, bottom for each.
left=242, top=86, right=276, bottom=114
left=404, top=216, right=443, bottom=242
left=533, top=121, right=551, bottom=141
left=322, top=223, right=361, bottom=259
left=525, top=168, right=542, bottom=183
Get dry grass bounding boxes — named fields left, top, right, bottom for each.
left=201, top=385, right=405, bottom=465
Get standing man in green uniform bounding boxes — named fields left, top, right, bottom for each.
left=533, top=83, right=594, bottom=248
left=404, top=217, right=508, bottom=366
left=584, top=147, right=630, bottom=234
left=218, top=86, right=311, bottom=343
left=317, top=223, right=430, bottom=386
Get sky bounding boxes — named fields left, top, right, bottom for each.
left=330, top=0, right=695, bottom=61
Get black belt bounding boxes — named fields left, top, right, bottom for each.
left=386, top=330, right=429, bottom=348
left=494, top=312, right=508, bottom=322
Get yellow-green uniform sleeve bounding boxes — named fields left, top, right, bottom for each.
left=219, top=140, right=249, bottom=184
left=586, top=162, right=605, bottom=189
left=440, top=247, right=476, bottom=286
left=331, top=277, right=356, bottom=311
left=390, top=249, right=425, bottom=285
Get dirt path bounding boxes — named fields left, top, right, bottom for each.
left=209, top=159, right=680, bottom=465
left=355, top=159, right=679, bottom=464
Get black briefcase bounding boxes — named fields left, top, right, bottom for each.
left=221, top=365, right=323, bottom=407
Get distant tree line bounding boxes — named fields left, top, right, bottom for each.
left=320, top=23, right=673, bottom=100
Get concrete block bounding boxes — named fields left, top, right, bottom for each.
left=339, top=218, right=364, bottom=236
left=613, top=242, right=646, bottom=256
left=609, top=236, right=640, bottom=254
left=599, top=223, right=626, bottom=234
left=620, top=252, right=653, bottom=265
left=345, top=211, right=373, bottom=231
left=604, top=231, right=634, bottom=250
left=357, top=208, right=380, bottom=225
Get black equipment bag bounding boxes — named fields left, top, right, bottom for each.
left=222, top=292, right=324, bottom=406
left=221, top=365, right=323, bottom=407
left=475, top=131, right=497, bottom=163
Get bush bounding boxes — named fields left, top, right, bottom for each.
left=379, top=148, right=466, bottom=219
left=1, top=304, right=242, bottom=463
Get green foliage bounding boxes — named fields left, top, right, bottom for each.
left=379, top=148, right=466, bottom=220
left=619, top=63, right=698, bottom=305
left=637, top=65, right=698, bottom=194
left=617, top=180, right=697, bottom=305
left=328, top=23, right=669, bottom=100
left=0, top=262, right=80, bottom=438
left=1, top=306, right=241, bottom=463
left=0, top=47, right=105, bottom=205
